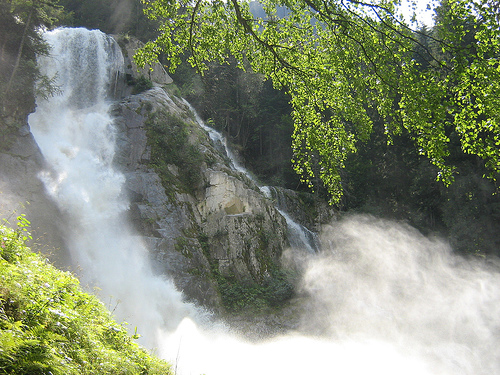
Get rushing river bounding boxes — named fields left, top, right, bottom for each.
left=29, top=27, right=500, bottom=375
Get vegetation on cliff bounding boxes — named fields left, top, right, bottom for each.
left=143, top=104, right=296, bottom=314
left=0, top=217, right=172, bottom=375
left=145, top=110, right=204, bottom=196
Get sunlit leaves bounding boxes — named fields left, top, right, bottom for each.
left=137, top=0, right=500, bottom=203
left=0, top=222, right=172, bottom=374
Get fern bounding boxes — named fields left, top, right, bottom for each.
left=0, top=219, right=173, bottom=374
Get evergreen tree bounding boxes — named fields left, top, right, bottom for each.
left=0, top=0, right=62, bottom=145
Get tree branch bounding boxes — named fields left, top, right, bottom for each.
left=188, top=0, right=203, bottom=74
left=229, top=0, right=303, bottom=73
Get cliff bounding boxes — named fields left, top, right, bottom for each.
left=0, top=69, right=68, bottom=266
left=113, top=85, right=290, bottom=311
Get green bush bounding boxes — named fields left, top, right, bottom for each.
left=0, top=219, right=173, bottom=375
left=131, top=76, right=153, bottom=95
left=216, top=268, right=295, bottom=314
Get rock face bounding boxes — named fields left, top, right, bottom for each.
left=113, top=35, right=173, bottom=98
left=266, top=186, right=338, bottom=232
left=0, top=117, right=68, bottom=266
left=113, top=86, right=289, bottom=310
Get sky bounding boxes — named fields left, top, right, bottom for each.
left=248, top=0, right=439, bottom=27
left=399, top=0, right=438, bottom=26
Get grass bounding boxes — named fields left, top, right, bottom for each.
left=0, top=217, right=173, bottom=375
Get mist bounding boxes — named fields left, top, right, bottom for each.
left=155, top=215, right=500, bottom=375
left=109, top=0, right=135, bottom=34
left=300, top=216, right=500, bottom=373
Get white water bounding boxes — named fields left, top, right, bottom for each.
left=29, top=28, right=500, bottom=375
left=28, top=28, right=195, bottom=346
left=183, top=97, right=252, bottom=177
left=261, top=185, right=319, bottom=253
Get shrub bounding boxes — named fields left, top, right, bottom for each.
left=216, top=268, right=296, bottom=314
left=0, top=219, right=172, bottom=375
left=131, top=75, right=153, bottom=94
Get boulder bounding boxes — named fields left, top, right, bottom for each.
left=114, top=35, right=173, bottom=91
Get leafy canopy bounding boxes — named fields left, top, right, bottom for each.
left=135, top=0, right=500, bottom=204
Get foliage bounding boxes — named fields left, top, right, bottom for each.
left=146, top=110, right=203, bottom=195
left=440, top=170, right=500, bottom=255
left=215, top=268, right=295, bottom=313
left=136, top=0, right=500, bottom=204
left=0, top=0, right=63, bottom=120
left=131, top=75, right=154, bottom=94
left=0, top=219, right=173, bottom=374
left=342, top=116, right=500, bottom=256
left=198, top=231, right=295, bottom=313
left=56, top=0, right=158, bottom=41
left=171, top=56, right=301, bottom=189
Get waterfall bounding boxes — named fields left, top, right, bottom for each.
left=28, top=28, right=195, bottom=346
left=261, top=186, right=319, bottom=253
left=183, top=99, right=318, bottom=253
left=27, top=27, right=500, bottom=375
left=184, top=98, right=252, bottom=177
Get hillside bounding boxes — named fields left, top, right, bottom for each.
left=0, top=217, right=172, bottom=375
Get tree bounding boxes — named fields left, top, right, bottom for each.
left=57, top=0, right=159, bottom=41
left=135, top=0, right=500, bottom=204
left=0, top=0, right=62, bottom=119
left=171, top=54, right=300, bottom=188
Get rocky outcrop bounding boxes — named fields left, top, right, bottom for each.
left=113, top=86, right=289, bottom=310
left=265, top=186, right=338, bottom=232
left=114, top=35, right=173, bottom=98
left=200, top=170, right=287, bottom=280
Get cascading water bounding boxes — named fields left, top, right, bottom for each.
left=184, top=99, right=318, bottom=253
left=260, top=186, right=319, bottom=253
left=184, top=97, right=255, bottom=178
left=28, top=27, right=500, bottom=375
left=28, top=28, right=194, bottom=346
